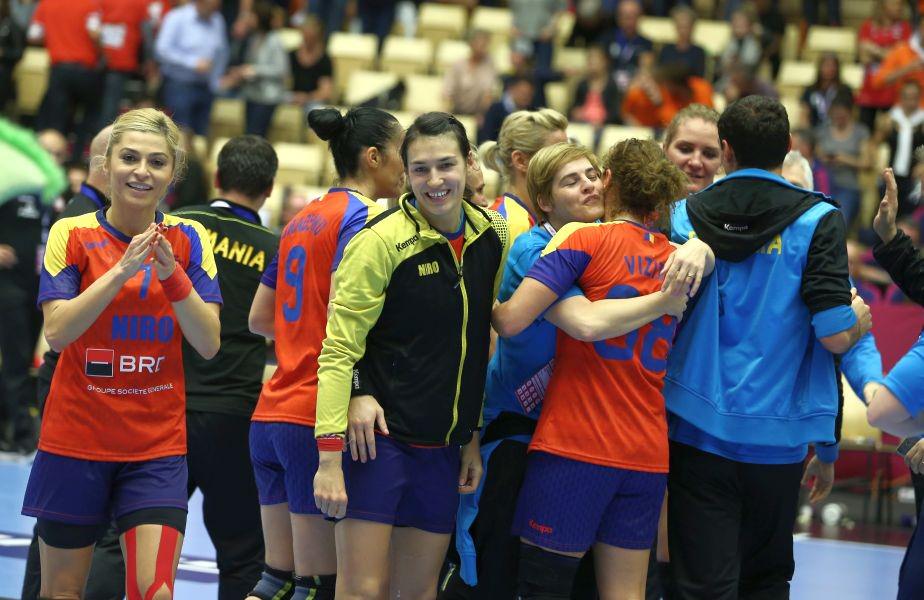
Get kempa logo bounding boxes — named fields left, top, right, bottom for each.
left=395, top=234, right=420, bottom=252
left=723, top=223, right=749, bottom=232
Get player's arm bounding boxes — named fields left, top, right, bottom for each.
left=314, top=229, right=392, bottom=518
left=840, top=330, right=884, bottom=400
left=249, top=251, right=278, bottom=339
left=44, top=226, right=161, bottom=351
left=492, top=277, right=560, bottom=338
left=153, top=232, right=221, bottom=359
left=662, top=237, right=715, bottom=296
left=249, top=284, right=276, bottom=339
left=873, top=169, right=924, bottom=305
left=866, top=337, right=924, bottom=437
left=801, top=211, right=870, bottom=354
left=545, top=291, right=687, bottom=342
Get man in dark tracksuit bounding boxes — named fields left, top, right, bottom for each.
left=23, top=134, right=279, bottom=600
left=170, top=135, right=280, bottom=599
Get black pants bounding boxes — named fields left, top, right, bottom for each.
left=438, top=439, right=596, bottom=600
left=22, top=411, right=264, bottom=600
left=899, top=486, right=924, bottom=599
left=0, top=297, right=40, bottom=447
left=36, top=63, right=102, bottom=160
left=667, top=441, right=804, bottom=600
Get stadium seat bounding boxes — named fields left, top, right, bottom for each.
left=381, top=36, right=434, bottom=76
left=555, top=11, right=576, bottom=47
left=554, top=47, right=589, bottom=79
left=274, top=143, right=324, bottom=186
left=343, top=70, right=400, bottom=107
left=842, top=63, right=864, bottom=91
left=208, top=137, right=230, bottom=197
left=328, top=32, right=379, bottom=99
left=491, top=43, right=513, bottom=76
left=776, top=61, right=817, bottom=98
left=470, top=6, right=513, bottom=48
left=403, top=74, right=448, bottom=113
left=567, top=123, right=595, bottom=150
left=782, top=23, right=800, bottom=62
left=418, top=3, right=468, bottom=47
left=804, top=26, right=858, bottom=63
left=545, top=82, right=571, bottom=116
left=692, top=20, right=731, bottom=57
left=639, top=16, right=677, bottom=46
left=434, top=39, right=471, bottom=75
left=277, top=27, right=302, bottom=53
left=267, top=104, right=305, bottom=144
left=13, top=47, right=50, bottom=116
left=457, top=114, right=477, bottom=143
left=209, top=98, right=245, bottom=140
left=191, top=135, right=208, bottom=163
left=482, top=166, right=500, bottom=200
left=389, top=110, right=419, bottom=129
left=780, top=95, right=801, bottom=129
left=597, top=125, right=655, bottom=155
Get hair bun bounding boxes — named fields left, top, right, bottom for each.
left=308, top=107, right=346, bottom=141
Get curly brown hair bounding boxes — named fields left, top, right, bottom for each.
left=602, top=138, right=688, bottom=222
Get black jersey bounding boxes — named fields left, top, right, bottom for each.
left=172, top=200, right=279, bottom=417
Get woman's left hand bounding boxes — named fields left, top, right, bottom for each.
left=152, top=232, right=177, bottom=280
left=662, top=238, right=710, bottom=296
left=459, top=434, right=483, bottom=494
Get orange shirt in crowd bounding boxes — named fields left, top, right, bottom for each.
left=872, top=43, right=924, bottom=105
left=622, top=77, right=714, bottom=129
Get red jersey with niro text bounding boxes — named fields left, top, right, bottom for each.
left=252, top=189, right=382, bottom=426
left=524, top=221, right=677, bottom=473
left=38, top=211, right=221, bottom=461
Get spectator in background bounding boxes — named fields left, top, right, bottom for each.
left=28, top=0, right=102, bottom=162
left=873, top=17, right=924, bottom=104
left=155, top=0, right=229, bottom=136
left=36, top=128, right=67, bottom=166
left=599, top=0, right=654, bottom=93
left=858, top=0, right=912, bottom=131
left=99, top=0, right=159, bottom=128
left=357, top=0, right=395, bottom=47
left=754, top=0, right=785, bottom=78
left=569, top=0, right=616, bottom=47
left=509, top=0, right=566, bottom=74
left=800, top=54, right=853, bottom=128
left=168, top=128, right=210, bottom=211
left=792, top=127, right=833, bottom=196
left=622, top=64, right=714, bottom=130
left=873, top=80, right=924, bottom=214
left=816, top=90, right=872, bottom=227
left=222, top=0, right=288, bottom=138
left=479, top=76, right=537, bottom=143
left=443, top=29, right=497, bottom=118
left=0, top=0, right=25, bottom=112
left=570, top=45, right=623, bottom=128
left=722, top=64, right=779, bottom=103
left=658, top=5, right=706, bottom=79
left=782, top=150, right=815, bottom=189
left=718, top=6, right=762, bottom=86
left=298, top=0, right=346, bottom=42
left=289, top=15, right=333, bottom=115
left=803, top=0, right=841, bottom=27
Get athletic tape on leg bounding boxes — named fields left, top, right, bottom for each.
left=125, top=526, right=180, bottom=600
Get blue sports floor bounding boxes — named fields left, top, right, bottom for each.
left=0, top=457, right=905, bottom=599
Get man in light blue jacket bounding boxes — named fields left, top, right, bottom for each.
left=663, top=95, right=873, bottom=600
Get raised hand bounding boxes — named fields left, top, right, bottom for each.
left=873, top=168, right=899, bottom=244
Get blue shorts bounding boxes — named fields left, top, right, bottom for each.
left=22, top=451, right=188, bottom=526
left=512, top=451, right=666, bottom=552
left=249, top=421, right=322, bottom=515
left=886, top=332, right=924, bottom=418
left=342, top=435, right=460, bottom=534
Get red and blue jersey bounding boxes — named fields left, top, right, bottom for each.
left=524, top=220, right=677, bottom=473
left=490, top=192, right=535, bottom=245
left=37, top=210, right=221, bottom=461
left=252, top=188, right=381, bottom=426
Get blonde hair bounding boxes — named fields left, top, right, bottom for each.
left=662, top=104, right=720, bottom=149
left=527, top=142, right=601, bottom=222
left=602, top=138, right=688, bottom=222
left=99, top=108, right=187, bottom=183
left=479, top=109, right=568, bottom=182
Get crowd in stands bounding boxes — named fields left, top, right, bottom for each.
left=0, top=0, right=922, bottom=452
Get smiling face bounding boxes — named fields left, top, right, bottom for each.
left=538, top=157, right=604, bottom=230
left=107, top=131, right=174, bottom=211
left=406, top=133, right=470, bottom=231
left=665, top=118, right=721, bottom=193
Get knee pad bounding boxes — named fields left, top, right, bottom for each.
left=248, top=566, right=295, bottom=600
left=292, top=574, right=336, bottom=600
left=124, top=525, right=181, bottom=600
left=516, top=543, right=581, bottom=600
